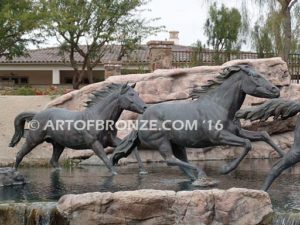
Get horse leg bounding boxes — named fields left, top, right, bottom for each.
left=112, top=136, right=147, bottom=174
left=133, top=147, right=148, bottom=175
left=262, top=147, right=300, bottom=191
left=110, top=136, right=121, bottom=147
left=172, top=144, right=197, bottom=180
left=158, top=139, right=206, bottom=180
left=91, top=140, right=117, bottom=175
left=218, top=130, right=252, bottom=174
left=238, top=129, right=285, bottom=157
left=82, top=130, right=117, bottom=175
left=15, top=141, right=40, bottom=169
left=50, top=142, right=65, bottom=168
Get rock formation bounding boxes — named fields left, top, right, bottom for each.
left=0, top=188, right=275, bottom=225
left=56, top=188, right=273, bottom=225
left=47, top=57, right=300, bottom=162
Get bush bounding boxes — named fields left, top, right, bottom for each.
left=16, top=86, right=36, bottom=95
left=3, top=86, right=72, bottom=96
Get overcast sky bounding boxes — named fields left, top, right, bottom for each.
left=142, top=0, right=259, bottom=50
left=38, top=0, right=260, bottom=50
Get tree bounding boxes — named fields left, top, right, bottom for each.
left=42, top=0, right=162, bottom=89
left=204, top=3, right=244, bottom=53
left=251, top=21, right=275, bottom=57
left=247, top=0, right=299, bottom=61
left=273, top=0, right=299, bottom=60
left=191, top=40, right=206, bottom=66
left=0, top=0, right=41, bottom=59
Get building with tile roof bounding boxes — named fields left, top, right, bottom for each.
left=0, top=38, right=193, bottom=86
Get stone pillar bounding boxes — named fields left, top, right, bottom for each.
left=169, top=31, right=179, bottom=45
left=52, top=69, right=60, bottom=85
left=104, top=63, right=122, bottom=79
left=147, top=40, right=174, bottom=71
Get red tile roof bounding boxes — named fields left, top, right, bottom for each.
left=0, top=45, right=192, bottom=64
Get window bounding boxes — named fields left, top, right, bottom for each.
left=20, top=77, right=28, bottom=84
left=65, top=78, right=73, bottom=84
left=0, top=76, right=28, bottom=85
left=11, top=78, right=19, bottom=84
left=64, top=77, right=89, bottom=84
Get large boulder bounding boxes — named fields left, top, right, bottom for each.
left=48, top=57, right=290, bottom=111
left=56, top=188, right=273, bottom=225
left=48, top=57, right=300, bottom=161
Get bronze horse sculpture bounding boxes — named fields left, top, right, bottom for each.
left=236, top=98, right=300, bottom=191
left=111, top=65, right=284, bottom=185
left=9, top=83, right=147, bottom=175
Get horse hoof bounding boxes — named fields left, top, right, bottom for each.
left=51, top=167, right=62, bottom=171
left=110, top=153, right=122, bottom=166
left=139, top=170, right=148, bottom=175
left=192, top=177, right=219, bottom=187
left=111, top=171, right=118, bottom=176
left=219, top=165, right=231, bottom=175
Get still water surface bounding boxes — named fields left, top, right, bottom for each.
left=0, top=159, right=300, bottom=212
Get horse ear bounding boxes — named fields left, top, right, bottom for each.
left=121, top=83, right=129, bottom=94
left=131, top=83, right=136, bottom=89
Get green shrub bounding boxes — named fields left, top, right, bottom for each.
left=16, top=86, right=36, bottom=95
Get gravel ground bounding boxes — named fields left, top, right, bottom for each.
left=0, top=96, right=53, bottom=166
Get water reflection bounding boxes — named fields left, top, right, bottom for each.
left=0, top=185, right=26, bottom=202
left=0, top=159, right=300, bottom=212
left=49, top=169, right=66, bottom=199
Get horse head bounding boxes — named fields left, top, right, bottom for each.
left=240, top=65, right=280, bottom=99
left=119, top=83, right=147, bottom=114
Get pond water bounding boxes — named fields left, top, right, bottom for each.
left=1, top=159, right=300, bottom=213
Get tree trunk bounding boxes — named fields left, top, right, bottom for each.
left=282, top=6, right=292, bottom=62
left=87, top=68, right=94, bottom=84
left=72, top=71, right=84, bottom=89
left=72, top=74, right=79, bottom=89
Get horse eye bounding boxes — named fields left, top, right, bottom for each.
left=129, top=93, right=134, bottom=96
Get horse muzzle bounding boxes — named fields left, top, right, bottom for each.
left=269, top=86, right=280, bottom=98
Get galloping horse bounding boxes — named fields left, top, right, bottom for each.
left=236, top=98, right=300, bottom=191
left=111, top=65, right=284, bottom=185
left=9, top=83, right=147, bottom=175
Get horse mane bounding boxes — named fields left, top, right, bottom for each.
left=85, top=83, right=124, bottom=108
left=190, top=65, right=243, bottom=99
left=235, top=99, right=300, bottom=121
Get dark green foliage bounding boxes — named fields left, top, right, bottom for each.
left=204, top=3, right=243, bottom=52
left=0, top=0, right=41, bottom=59
left=251, top=22, right=275, bottom=57
left=41, top=0, right=163, bottom=89
left=250, top=0, right=299, bottom=61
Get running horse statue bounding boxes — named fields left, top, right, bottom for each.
left=111, top=65, right=284, bottom=186
left=9, top=83, right=147, bottom=175
left=236, top=98, right=300, bottom=191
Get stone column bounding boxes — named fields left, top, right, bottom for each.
left=104, top=62, right=122, bottom=79
left=52, top=69, right=60, bottom=85
left=147, top=40, right=174, bottom=71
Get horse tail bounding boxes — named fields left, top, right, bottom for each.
left=111, top=130, right=139, bottom=165
left=235, top=99, right=300, bottom=122
left=9, top=112, right=36, bottom=147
